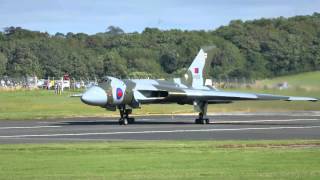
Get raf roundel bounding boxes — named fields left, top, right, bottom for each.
left=116, top=88, right=123, bottom=100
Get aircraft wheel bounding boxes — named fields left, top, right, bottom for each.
left=205, top=119, right=210, bottom=124
left=200, top=119, right=206, bottom=124
left=195, top=119, right=200, bottom=124
left=123, top=118, right=128, bottom=125
left=128, top=118, right=135, bottom=124
left=119, top=118, right=128, bottom=125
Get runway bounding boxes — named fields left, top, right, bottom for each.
left=0, top=112, right=320, bottom=143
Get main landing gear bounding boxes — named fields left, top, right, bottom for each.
left=118, top=105, right=135, bottom=125
left=195, top=112, right=210, bottom=124
left=194, top=101, right=210, bottom=124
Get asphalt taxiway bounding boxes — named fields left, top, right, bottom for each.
left=0, top=112, right=320, bottom=143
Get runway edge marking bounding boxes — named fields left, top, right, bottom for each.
left=0, top=126, right=61, bottom=130
left=1, top=125, right=320, bottom=138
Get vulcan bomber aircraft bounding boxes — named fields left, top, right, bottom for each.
left=80, top=49, right=318, bottom=125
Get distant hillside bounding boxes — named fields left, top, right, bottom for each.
left=0, top=13, right=320, bottom=79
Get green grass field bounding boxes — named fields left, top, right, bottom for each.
left=0, top=72, right=319, bottom=180
left=0, top=140, right=319, bottom=179
left=257, top=71, right=320, bottom=91
left=0, top=71, right=319, bottom=120
left=0, top=88, right=319, bottom=120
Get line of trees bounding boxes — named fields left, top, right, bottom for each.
left=0, top=13, right=319, bottom=79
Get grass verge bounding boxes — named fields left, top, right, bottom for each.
left=0, top=140, right=319, bottom=179
left=257, top=71, right=320, bottom=91
left=0, top=89, right=319, bottom=120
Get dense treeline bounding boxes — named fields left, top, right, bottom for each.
left=0, top=13, right=319, bottom=79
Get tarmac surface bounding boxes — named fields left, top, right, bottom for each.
left=0, top=112, right=320, bottom=143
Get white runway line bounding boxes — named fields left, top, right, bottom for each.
left=1, top=125, right=320, bottom=138
left=0, top=126, right=61, bottom=130
left=37, top=121, right=58, bottom=124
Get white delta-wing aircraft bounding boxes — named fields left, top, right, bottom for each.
left=79, top=48, right=318, bottom=125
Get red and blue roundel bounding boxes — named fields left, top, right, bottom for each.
left=116, top=88, right=123, bottom=100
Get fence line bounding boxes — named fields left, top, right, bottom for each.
left=0, top=76, right=98, bottom=91
left=1, top=76, right=289, bottom=91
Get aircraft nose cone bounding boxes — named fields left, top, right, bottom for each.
left=81, top=86, right=108, bottom=106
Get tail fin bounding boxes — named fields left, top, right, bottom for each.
left=182, top=49, right=207, bottom=88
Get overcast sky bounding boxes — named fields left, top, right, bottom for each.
left=1, top=0, right=319, bottom=34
